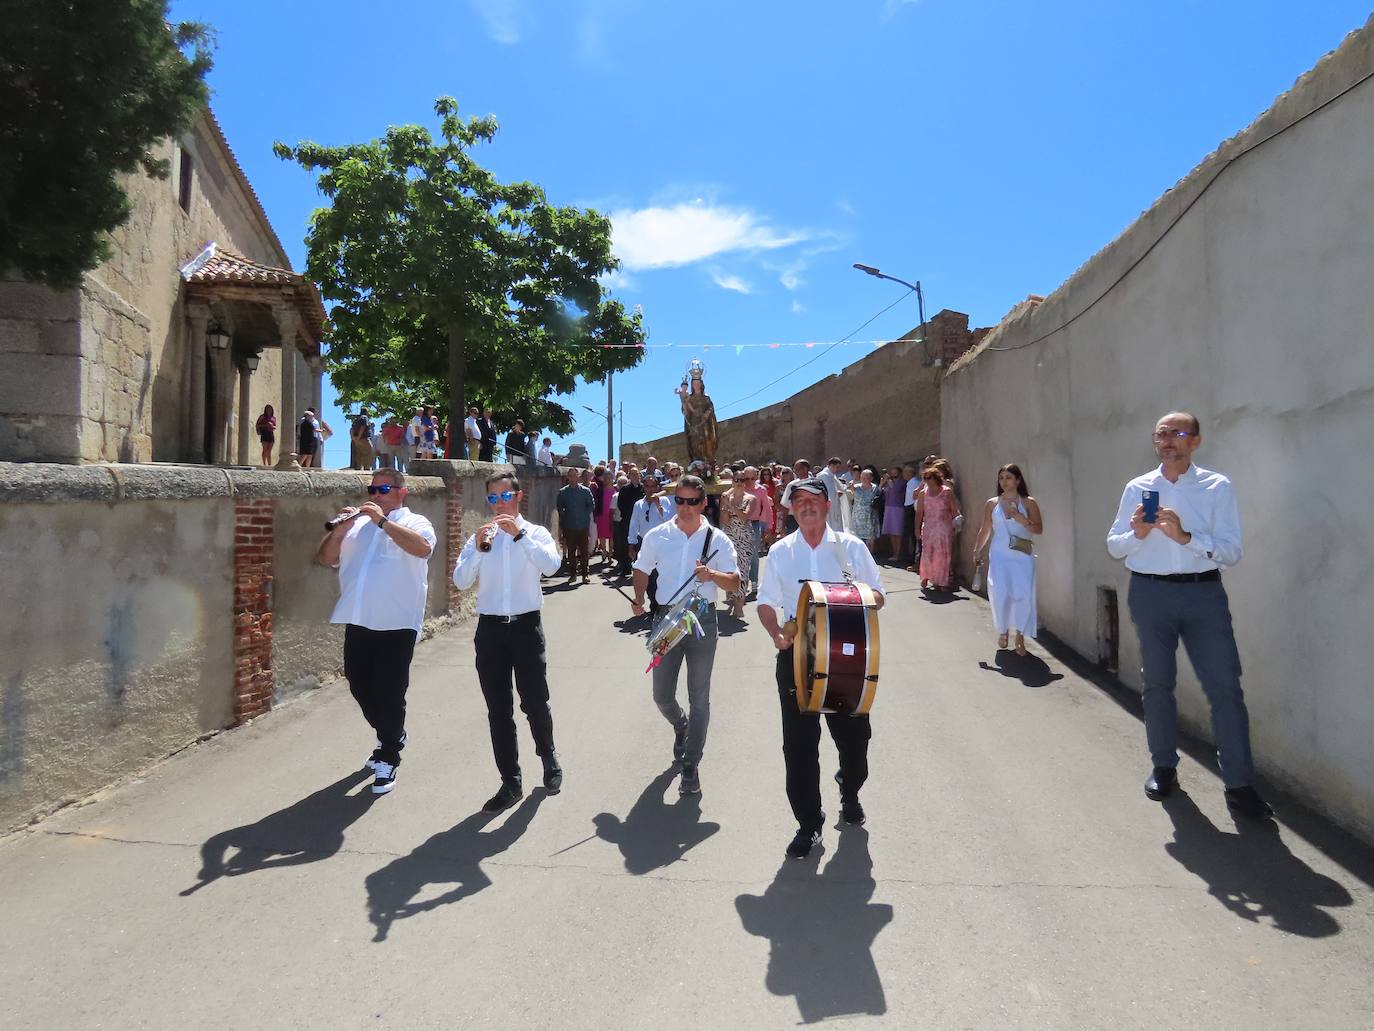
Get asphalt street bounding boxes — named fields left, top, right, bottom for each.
left=2, top=559, right=1372, bottom=1030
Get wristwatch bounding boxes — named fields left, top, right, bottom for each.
left=512, top=530, right=526, bottom=542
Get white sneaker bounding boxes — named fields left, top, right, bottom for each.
left=366, top=732, right=407, bottom=771
left=371, top=762, right=397, bottom=794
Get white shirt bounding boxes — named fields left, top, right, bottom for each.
left=464, top=415, right=479, bottom=441
left=329, top=507, right=437, bottom=633
left=452, top=515, right=561, bottom=615
left=1106, top=463, right=1243, bottom=573
left=904, top=477, right=919, bottom=506
left=757, top=526, right=886, bottom=621
left=818, top=469, right=845, bottom=530
left=630, top=494, right=676, bottom=545
left=537, top=445, right=554, bottom=467
left=632, top=518, right=739, bottom=604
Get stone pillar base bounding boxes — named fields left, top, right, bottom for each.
left=275, top=451, right=301, bottom=471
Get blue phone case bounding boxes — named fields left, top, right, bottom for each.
left=1142, top=490, right=1160, bottom=524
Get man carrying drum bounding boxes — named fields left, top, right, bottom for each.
left=756, top=476, right=886, bottom=860
left=630, top=474, right=740, bottom=797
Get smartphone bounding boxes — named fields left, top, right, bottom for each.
left=1142, top=489, right=1160, bottom=524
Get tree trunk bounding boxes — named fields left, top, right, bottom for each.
left=447, top=324, right=466, bottom=458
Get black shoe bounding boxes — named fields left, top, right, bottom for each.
left=543, top=757, right=563, bottom=794
left=786, top=826, right=822, bottom=860
left=840, top=796, right=866, bottom=826
left=672, top=720, right=689, bottom=764
left=1225, top=785, right=1274, bottom=820
left=679, top=763, right=701, bottom=795
left=482, top=780, right=523, bottom=813
left=1144, top=767, right=1177, bottom=801
left=371, top=761, right=398, bottom=795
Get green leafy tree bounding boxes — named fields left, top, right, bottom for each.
left=275, top=98, right=644, bottom=444
left=0, top=2, right=214, bottom=288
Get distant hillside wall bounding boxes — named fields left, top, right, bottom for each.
left=942, top=16, right=1374, bottom=841
left=623, top=310, right=981, bottom=470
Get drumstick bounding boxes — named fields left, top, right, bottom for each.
left=658, top=547, right=721, bottom=612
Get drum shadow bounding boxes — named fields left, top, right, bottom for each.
left=978, top=651, right=1064, bottom=689
left=592, top=767, right=721, bottom=875
left=735, top=826, right=892, bottom=1023
left=1162, top=791, right=1351, bottom=937
left=180, top=769, right=377, bottom=896
left=364, top=791, right=546, bottom=942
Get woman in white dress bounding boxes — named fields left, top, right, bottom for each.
left=973, top=463, right=1044, bottom=655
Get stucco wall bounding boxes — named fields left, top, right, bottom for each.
left=942, top=18, right=1374, bottom=840
left=0, top=111, right=287, bottom=465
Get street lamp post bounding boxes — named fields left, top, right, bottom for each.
left=853, top=263, right=930, bottom=364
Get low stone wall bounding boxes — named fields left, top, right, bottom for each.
left=0, top=459, right=568, bottom=833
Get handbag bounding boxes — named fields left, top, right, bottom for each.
left=1007, top=535, right=1034, bottom=555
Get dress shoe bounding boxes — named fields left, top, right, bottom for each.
left=1144, top=767, right=1177, bottom=801
left=1225, top=785, right=1274, bottom=820
left=543, top=758, right=563, bottom=794
left=482, top=780, right=523, bottom=813
left=786, top=826, right=822, bottom=860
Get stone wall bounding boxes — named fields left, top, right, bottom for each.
left=942, top=16, right=1374, bottom=841
left=622, top=311, right=982, bottom=471
left=0, top=110, right=288, bottom=465
left=0, top=459, right=570, bottom=833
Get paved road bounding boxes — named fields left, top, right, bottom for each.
left=3, top=561, right=1372, bottom=1030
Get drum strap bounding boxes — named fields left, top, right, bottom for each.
left=829, top=532, right=854, bottom=583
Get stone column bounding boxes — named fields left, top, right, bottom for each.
left=236, top=358, right=253, bottom=465
left=208, top=342, right=233, bottom=464
left=186, top=304, right=210, bottom=463
left=274, top=306, right=302, bottom=470
left=309, top=355, right=323, bottom=420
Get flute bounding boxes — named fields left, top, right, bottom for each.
left=476, top=524, right=500, bottom=552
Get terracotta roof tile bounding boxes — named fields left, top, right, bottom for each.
left=181, top=243, right=328, bottom=345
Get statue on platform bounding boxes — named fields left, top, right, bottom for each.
left=675, top=359, right=718, bottom=470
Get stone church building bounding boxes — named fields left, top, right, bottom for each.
left=0, top=108, right=325, bottom=466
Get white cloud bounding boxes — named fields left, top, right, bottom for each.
left=709, top=270, right=753, bottom=294
left=882, top=0, right=920, bottom=20
left=791, top=300, right=806, bottom=314
left=599, top=268, right=635, bottom=292
left=610, top=200, right=807, bottom=271
left=471, top=0, right=524, bottom=44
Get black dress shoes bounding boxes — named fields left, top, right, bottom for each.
left=543, top=761, right=563, bottom=794
left=1144, top=767, right=1177, bottom=801
left=1225, top=785, right=1274, bottom=820
left=482, top=780, right=524, bottom=813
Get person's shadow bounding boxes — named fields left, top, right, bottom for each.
left=1163, top=791, right=1352, bottom=937
left=920, top=587, right=966, bottom=605
left=978, top=650, right=1065, bottom=688
left=735, top=826, right=892, bottom=1023
left=365, top=792, right=545, bottom=942
left=716, top=612, right=749, bottom=638
left=180, top=770, right=377, bottom=896
left=592, top=767, right=721, bottom=874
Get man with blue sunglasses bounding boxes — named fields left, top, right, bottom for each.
left=454, top=472, right=564, bottom=813
left=318, top=469, right=437, bottom=795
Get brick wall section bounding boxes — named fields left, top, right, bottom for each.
left=446, top=478, right=465, bottom=609
left=233, top=497, right=275, bottom=723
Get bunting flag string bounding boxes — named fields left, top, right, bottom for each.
left=590, top=337, right=921, bottom=350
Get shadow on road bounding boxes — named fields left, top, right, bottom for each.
left=978, top=650, right=1065, bottom=688
left=365, top=792, right=545, bottom=942
left=716, top=612, right=750, bottom=638
left=1163, top=791, right=1352, bottom=937
left=735, top=826, right=892, bottom=1024
left=179, top=769, right=377, bottom=896
left=592, top=767, right=721, bottom=874
left=919, top=588, right=967, bottom=605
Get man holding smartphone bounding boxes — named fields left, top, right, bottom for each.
left=1106, top=411, right=1271, bottom=820
left=318, top=469, right=437, bottom=795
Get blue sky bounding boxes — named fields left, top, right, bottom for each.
left=173, top=0, right=1372, bottom=467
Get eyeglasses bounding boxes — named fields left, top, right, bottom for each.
left=674, top=495, right=705, bottom=506
left=486, top=490, right=517, bottom=503
left=366, top=484, right=394, bottom=495
left=739, top=477, right=756, bottom=483
left=1152, top=430, right=1194, bottom=441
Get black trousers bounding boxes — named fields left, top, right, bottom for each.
left=343, top=625, right=417, bottom=765
left=775, top=651, right=871, bottom=832
left=902, top=506, right=917, bottom=563
left=475, top=614, right=556, bottom=785
left=614, top=520, right=632, bottom=572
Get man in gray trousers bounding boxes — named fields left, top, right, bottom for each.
left=1106, top=411, right=1272, bottom=820
left=631, top=474, right=740, bottom=797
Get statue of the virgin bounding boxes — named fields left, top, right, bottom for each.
left=675, top=359, right=718, bottom=468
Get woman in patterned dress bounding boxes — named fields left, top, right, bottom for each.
left=915, top=466, right=962, bottom=591
left=719, top=477, right=758, bottom=618
left=848, top=467, right=880, bottom=552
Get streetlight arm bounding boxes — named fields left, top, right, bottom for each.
left=852, top=263, right=919, bottom=293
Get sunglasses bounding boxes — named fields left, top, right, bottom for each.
left=486, top=490, right=517, bottom=503
left=1152, top=430, right=1193, bottom=441
left=739, top=477, right=756, bottom=483
left=674, top=495, right=705, bottom=506
left=366, top=484, right=394, bottom=495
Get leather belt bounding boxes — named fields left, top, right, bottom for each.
left=1131, top=570, right=1221, bottom=583
left=478, top=611, right=541, bottom=624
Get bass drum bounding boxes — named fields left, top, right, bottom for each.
left=792, top=580, right=881, bottom=715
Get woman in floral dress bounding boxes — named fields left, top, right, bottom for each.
left=915, top=467, right=962, bottom=591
